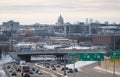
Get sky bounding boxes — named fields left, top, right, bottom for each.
left=0, top=0, right=120, bottom=25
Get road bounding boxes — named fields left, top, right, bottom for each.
left=4, top=63, right=52, bottom=77
left=75, top=62, right=116, bottom=77
left=55, top=62, right=120, bottom=77
left=4, top=61, right=120, bottom=77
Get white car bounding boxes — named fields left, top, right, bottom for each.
left=38, top=70, right=43, bottom=74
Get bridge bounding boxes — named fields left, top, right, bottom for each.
left=9, top=49, right=106, bottom=62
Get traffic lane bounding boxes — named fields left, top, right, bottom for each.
left=30, top=63, right=54, bottom=77
left=56, top=66, right=81, bottom=77
left=5, top=63, right=52, bottom=77
left=55, top=63, right=120, bottom=77
left=81, top=67, right=113, bottom=77
left=80, top=62, right=120, bottom=77
left=35, top=62, right=119, bottom=77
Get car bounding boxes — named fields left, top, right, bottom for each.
left=45, top=63, right=49, bottom=65
left=45, top=65, right=49, bottom=68
left=74, top=68, right=78, bottom=72
left=11, top=72, right=17, bottom=76
left=23, top=74, right=30, bottom=77
left=16, top=68, right=21, bottom=72
left=61, top=67, right=68, bottom=71
left=7, top=65, right=11, bottom=69
left=60, top=62, right=64, bottom=65
left=31, top=67, right=35, bottom=71
left=68, top=69, right=73, bottom=73
left=51, top=67, right=56, bottom=70
left=56, top=64, right=60, bottom=67
left=30, top=71, right=34, bottom=74
left=38, top=71, right=43, bottom=74
left=51, top=64, right=54, bottom=67
left=35, top=70, right=39, bottom=73
left=9, top=70, right=13, bottom=73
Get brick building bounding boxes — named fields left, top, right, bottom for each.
left=92, top=35, right=120, bottom=50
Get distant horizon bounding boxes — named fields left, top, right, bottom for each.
left=0, top=17, right=120, bottom=25
left=0, top=0, right=120, bottom=25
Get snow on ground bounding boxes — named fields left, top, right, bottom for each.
left=0, top=68, right=6, bottom=77
left=0, top=55, right=15, bottom=65
left=43, top=44, right=62, bottom=49
left=63, top=46, right=96, bottom=50
left=0, top=54, right=97, bottom=77
left=0, top=55, right=15, bottom=77
left=66, top=61, right=96, bottom=70
left=43, top=44, right=97, bottom=50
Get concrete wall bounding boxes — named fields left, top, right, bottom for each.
left=35, top=64, right=64, bottom=77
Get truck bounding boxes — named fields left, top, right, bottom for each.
left=20, top=61, right=30, bottom=77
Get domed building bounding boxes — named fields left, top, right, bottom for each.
left=57, top=14, right=64, bottom=26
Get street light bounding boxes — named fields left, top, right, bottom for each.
left=10, top=23, right=13, bottom=52
left=71, top=40, right=76, bottom=77
left=64, top=54, right=67, bottom=76
left=73, top=40, right=76, bottom=77
left=113, top=35, right=116, bottom=77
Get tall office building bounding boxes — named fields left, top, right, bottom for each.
left=85, top=18, right=89, bottom=25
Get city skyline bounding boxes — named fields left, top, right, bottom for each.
left=0, top=0, right=120, bottom=25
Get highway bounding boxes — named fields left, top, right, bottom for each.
left=3, top=61, right=120, bottom=77
left=74, top=63, right=117, bottom=77
left=69, top=63, right=120, bottom=77
left=4, top=62, right=52, bottom=77
left=42, top=62, right=120, bottom=77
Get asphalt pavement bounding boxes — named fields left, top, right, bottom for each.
left=55, top=62, right=120, bottom=77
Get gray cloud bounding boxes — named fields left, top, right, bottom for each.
left=0, top=0, right=119, bottom=11
left=0, top=0, right=119, bottom=24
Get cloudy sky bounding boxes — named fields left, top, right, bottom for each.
left=0, top=0, right=120, bottom=24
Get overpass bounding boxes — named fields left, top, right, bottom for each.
left=9, top=49, right=106, bottom=62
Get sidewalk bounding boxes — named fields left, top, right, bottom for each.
left=94, top=66, right=120, bottom=75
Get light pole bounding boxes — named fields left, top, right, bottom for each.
left=113, top=35, right=116, bottom=77
left=10, top=23, right=13, bottom=52
left=73, top=40, right=76, bottom=77
left=64, top=54, right=67, bottom=77
left=73, top=55, right=75, bottom=77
